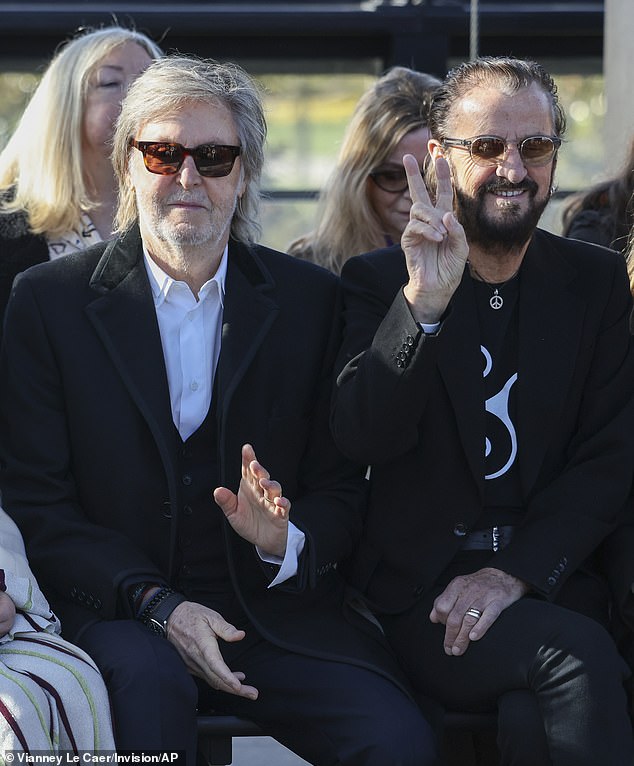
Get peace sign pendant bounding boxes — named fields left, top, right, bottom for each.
left=489, top=289, right=503, bottom=310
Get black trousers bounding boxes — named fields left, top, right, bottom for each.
left=79, top=618, right=439, bottom=766
left=381, top=591, right=634, bottom=766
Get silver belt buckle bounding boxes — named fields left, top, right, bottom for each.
left=492, top=526, right=500, bottom=552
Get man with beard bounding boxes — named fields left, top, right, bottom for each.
left=0, top=56, right=439, bottom=764
left=331, top=56, right=634, bottom=764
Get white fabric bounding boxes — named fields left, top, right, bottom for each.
left=144, top=246, right=227, bottom=441
left=0, top=632, right=115, bottom=753
left=0, top=509, right=59, bottom=640
left=0, top=509, right=115, bottom=752
left=46, top=212, right=103, bottom=260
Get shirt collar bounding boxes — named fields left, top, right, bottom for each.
left=143, top=244, right=228, bottom=308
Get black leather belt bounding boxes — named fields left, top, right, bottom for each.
left=460, top=525, right=514, bottom=552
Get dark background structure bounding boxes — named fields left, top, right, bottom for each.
left=0, top=1, right=604, bottom=75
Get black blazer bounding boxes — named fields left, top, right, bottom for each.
left=331, top=228, right=634, bottom=614
left=0, top=209, right=48, bottom=333
left=0, top=225, right=405, bottom=683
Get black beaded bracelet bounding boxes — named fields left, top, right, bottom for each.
left=139, top=587, right=186, bottom=638
left=129, top=581, right=163, bottom=617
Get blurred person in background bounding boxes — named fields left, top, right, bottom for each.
left=288, top=66, right=441, bottom=272
left=561, top=133, right=634, bottom=253
left=0, top=24, right=163, bottom=327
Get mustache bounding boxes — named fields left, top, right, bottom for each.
left=481, top=177, right=539, bottom=195
left=165, top=193, right=209, bottom=206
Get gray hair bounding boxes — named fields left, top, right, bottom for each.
left=428, top=56, right=566, bottom=141
left=112, top=55, right=266, bottom=243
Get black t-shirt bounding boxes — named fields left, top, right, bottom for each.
left=471, top=272, right=524, bottom=528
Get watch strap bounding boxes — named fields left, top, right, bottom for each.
left=139, top=587, right=186, bottom=638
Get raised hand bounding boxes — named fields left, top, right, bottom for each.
left=401, top=153, right=469, bottom=323
left=167, top=600, right=258, bottom=700
left=214, top=443, right=290, bottom=558
left=429, top=567, right=529, bottom=656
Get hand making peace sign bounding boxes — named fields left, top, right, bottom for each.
left=401, top=153, right=469, bottom=324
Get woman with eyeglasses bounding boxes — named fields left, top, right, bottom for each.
left=288, top=66, right=441, bottom=273
left=0, top=24, right=163, bottom=332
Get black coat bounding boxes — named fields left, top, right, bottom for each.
left=0, top=209, right=48, bottom=335
left=0, top=225, right=406, bottom=687
left=331, top=229, right=634, bottom=614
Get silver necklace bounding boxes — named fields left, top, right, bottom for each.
left=468, top=261, right=520, bottom=311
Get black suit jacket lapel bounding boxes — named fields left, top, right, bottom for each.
left=517, top=231, right=583, bottom=495
left=215, top=242, right=279, bottom=480
left=84, top=227, right=177, bottom=471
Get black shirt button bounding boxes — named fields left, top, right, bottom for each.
left=182, top=474, right=192, bottom=486
left=453, top=523, right=468, bottom=537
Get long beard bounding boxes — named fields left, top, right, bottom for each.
left=454, top=176, right=551, bottom=256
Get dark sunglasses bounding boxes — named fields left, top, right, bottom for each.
left=369, top=166, right=410, bottom=194
left=130, top=140, right=241, bottom=177
left=441, top=135, right=561, bottom=167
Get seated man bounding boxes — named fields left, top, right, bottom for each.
left=331, top=55, right=634, bottom=765
left=0, top=56, right=437, bottom=764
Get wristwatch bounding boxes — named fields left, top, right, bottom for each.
left=139, top=587, right=186, bottom=638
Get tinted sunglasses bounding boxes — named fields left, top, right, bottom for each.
left=441, top=135, right=561, bottom=167
left=368, top=163, right=429, bottom=194
left=130, top=140, right=241, bottom=177
left=369, top=166, right=410, bottom=194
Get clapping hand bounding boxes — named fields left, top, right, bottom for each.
left=214, top=443, right=290, bottom=559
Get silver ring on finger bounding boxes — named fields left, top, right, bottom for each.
left=464, top=607, right=482, bottom=620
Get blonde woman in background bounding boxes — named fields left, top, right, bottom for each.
left=0, top=24, right=163, bottom=326
left=288, top=66, right=441, bottom=272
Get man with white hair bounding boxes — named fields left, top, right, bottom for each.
left=0, top=56, right=438, bottom=764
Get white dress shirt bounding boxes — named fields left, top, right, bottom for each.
left=143, top=247, right=304, bottom=586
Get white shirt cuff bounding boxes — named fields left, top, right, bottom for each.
left=256, top=521, right=305, bottom=587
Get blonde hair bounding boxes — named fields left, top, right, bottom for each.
left=112, top=55, right=266, bottom=244
left=288, top=66, right=440, bottom=273
left=0, top=25, right=163, bottom=237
